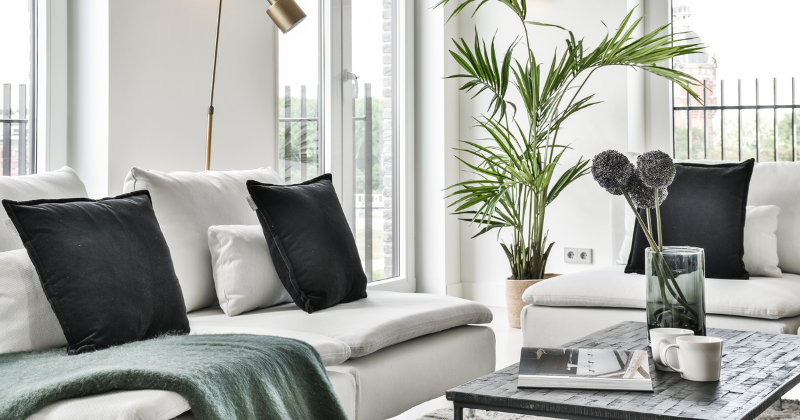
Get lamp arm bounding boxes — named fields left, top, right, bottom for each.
left=205, top=0, right=223, bottom=171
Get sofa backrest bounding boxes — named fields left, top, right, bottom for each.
left=747, top=162, right=800, bottom=274
left=123, top=167, right=283, bottom=312
left=611, top=161, right=800, bottom=275
left=0, top=167, right=88, bottom=252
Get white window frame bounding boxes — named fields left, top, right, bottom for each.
left=275, top=0, right=415, bottom=293
left=34, top=0, right=68, bottom=173
left=643, top=0, right=674, bottom=155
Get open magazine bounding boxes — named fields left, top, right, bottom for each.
left=518, top=347, right=653, bottom=392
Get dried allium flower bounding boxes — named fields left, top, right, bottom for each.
left=626, top=171, right=668, bottom=209
left=591, top=150, right=634, bottom=195
left=637, top=150, right=676, bottom=188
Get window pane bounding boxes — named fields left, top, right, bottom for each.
left=0, top=0, right=33, bottom=176
left=351, top=0, right=397, bottom=281
left=279, top=0, right=321, bottom=183
left=671, top=1, right=800, bottom=162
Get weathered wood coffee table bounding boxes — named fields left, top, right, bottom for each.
left=448, top=322, right=800, bottom=420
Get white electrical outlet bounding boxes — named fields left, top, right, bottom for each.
left=564, top=248, right=593, bottom=264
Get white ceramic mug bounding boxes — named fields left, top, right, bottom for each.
left=660, top=336, right=723, bottom=382
left=650, top=328, right=694, bottom=372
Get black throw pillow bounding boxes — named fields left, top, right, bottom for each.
left=625, top=159, right=755, bottom=279
left=2, top=191, right=189, bottom=354
left=246, top=174, right=367, bottom=313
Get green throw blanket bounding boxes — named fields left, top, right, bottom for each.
left=0, top=334, right=348, bottom=420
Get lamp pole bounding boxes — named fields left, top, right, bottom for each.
left=205, top=0, right=223, bottom=171
left=204, top=0, right=305, bottom=170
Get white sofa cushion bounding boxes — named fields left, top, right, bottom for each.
left=123, top=167, right=283, bottom=312
left=189, top=326, right=351, bottom=366
left=523, top=265, right=800, bottom=320
left=188, top=291, right=493, bottom=358
left=26, top=390, right=190, bottom=420
left=743, top=205, right=782, bottom=278
left=0, top=167, right=88, bottom=252
left=747, top=162, right=800, bottom=275
left=207, top=225, right=292, bottom=316
left=0, top=249, right=66, bottom=354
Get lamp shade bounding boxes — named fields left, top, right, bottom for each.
left=267, top=0, right=306, bottom=33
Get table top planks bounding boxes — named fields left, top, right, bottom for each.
left=447, top=322, right=800, bottom=420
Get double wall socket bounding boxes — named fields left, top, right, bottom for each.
left=564, top=248, right=592, bottom=264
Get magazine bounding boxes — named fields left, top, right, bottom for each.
left=517, top=347, right=653, bottom=391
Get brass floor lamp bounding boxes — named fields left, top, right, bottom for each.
left=205, top=0, right=306, bottom=170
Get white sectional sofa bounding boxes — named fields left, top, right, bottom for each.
left=1, top=167, right=496, bottom=420
left=521, top=161, right=800, bottom=348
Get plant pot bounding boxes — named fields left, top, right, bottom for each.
left=506, top=274, right=559, bottom=329
left=646, top=246, right=706, bottom=336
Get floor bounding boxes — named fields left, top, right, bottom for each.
left=390, top=306, right=521, bottom=420
left=389, top=306, right=800, bottom=420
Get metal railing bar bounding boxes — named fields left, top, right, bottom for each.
left=756, top=79, right=760, bottom=160
left=738, top=79, right=743, bottom=161
left=284, top=86, right=292, bottom=182
left=671, top=82, right=676, bottom=158
left=774, top=78, right=778, bottom=162
left=687, top=85, right=691, bottom=160
left=0, top=119, right=27, bottom=123
left=364, top=83, right=373, bottom=281
left=300, top=85, right=307, bottom=182
left=19, top=85, right=26, bottom=175
left=2, top=84, right=11, bottom=176
left=703, top=80, right=708, bottom=159
left=794, top=77, right=797, bottom=162
left=720, top=80, right=725, bottom=160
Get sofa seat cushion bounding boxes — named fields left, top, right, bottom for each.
left=26, top=390, right=190, bottom=420
left=189, top=326, right=350, bottom=366
left=188, top=291, right=493, bottom=358
left=522, top=265, right=800, bottom=320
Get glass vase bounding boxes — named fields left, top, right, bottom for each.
left=646, top=246, right=706, bottom=336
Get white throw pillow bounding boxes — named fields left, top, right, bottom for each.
left=0, top=249, right=67, bottom=354
left=208, top=225, right=292, bottom=316
left=743, top=205, right=782, bottom=278
left=617, top=206, right=636, bottom=264
left=123, top=167, right=283, bottom=312
left=0, top=167, right=88, bottom=252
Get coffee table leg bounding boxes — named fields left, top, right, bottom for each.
left=454, top=403, right=463, bottom=420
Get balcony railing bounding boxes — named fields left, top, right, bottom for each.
left=673, top=78, right=799, bottom=162
left=0, top=83, right=32, bottom=176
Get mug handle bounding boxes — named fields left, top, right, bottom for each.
left=653, top=339, right=669, bottom=368
left=660, top=344, right=682, bottom=373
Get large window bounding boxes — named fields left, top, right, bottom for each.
left=0, top=0, right=36, bottom=176
left=278, top=0, right=403, bottom=283
left=671, top=1, right=799, bottom=162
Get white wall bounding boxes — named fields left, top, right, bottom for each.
left=413, top=0, right=462, bottom=295
left=68, top=0, right=277, bottom=197
left=452, top=0, right=638, bottom=305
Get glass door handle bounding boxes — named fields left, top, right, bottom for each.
left=344, top=69, right=359, bottom=98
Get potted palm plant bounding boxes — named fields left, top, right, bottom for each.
left=436, top=0, right=703, bottom=327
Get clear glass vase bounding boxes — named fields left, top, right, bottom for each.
left=646, top=246, right=706, bottom=336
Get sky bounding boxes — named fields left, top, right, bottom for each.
left=675, top=0, right=800, bottom=105
left=0, top=1, right=32, bottom=87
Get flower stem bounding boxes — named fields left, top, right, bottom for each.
left=654, top=189, right=663, bottom=252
